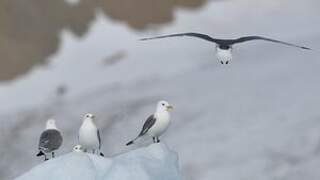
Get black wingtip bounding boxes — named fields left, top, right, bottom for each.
left=126, top=141, right=134, bottom=146
left=36, top=151, right=44, bottom=157
left=139, top=38, right=149, bottom=41
left=302, top=46, right=312, bottom=50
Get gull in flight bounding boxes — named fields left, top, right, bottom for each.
left=140, top=32, right=311, bottom=64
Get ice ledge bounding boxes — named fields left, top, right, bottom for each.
left=15, top=143, right=180, bottom=180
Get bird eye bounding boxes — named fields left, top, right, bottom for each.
left=162, top=103, right=165, bottom=106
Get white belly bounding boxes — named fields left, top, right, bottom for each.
left=79, top=123, right=99, bottom=150
left=216, top=48, right=232, bottom=63
left=148, top=112, right=170, bottom=137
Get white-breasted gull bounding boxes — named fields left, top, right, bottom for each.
left=78, top=113, right=104, bottom=156
left=140, top=32, right=311, bottom=64
left=126, top=100, right=173, bottom=145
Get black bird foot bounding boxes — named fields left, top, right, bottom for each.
left=226, top=61, right=229, bottom=64
left=100, top=152, right=105, bottom=157
left=153, top=137, right=160, bottom=143
left=220, top=61, right=224, bottom=65
left=44, top=158, right=49, bottom=161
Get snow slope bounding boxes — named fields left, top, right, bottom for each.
left=15, top=143, right=180, bottom=180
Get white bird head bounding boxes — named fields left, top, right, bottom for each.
left=46, top=119, right=58, bottom=130
left=156, top=100, right=173, bottom=112
left=73, top=145, right=83, bottom=152
left=84, top=113, right=95, bottom=119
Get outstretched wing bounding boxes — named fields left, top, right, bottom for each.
left=231, top=36, right=311, bottom=50
left=140, top=32, right=220, bottom=43
left=138, top=115, right=156, bottom=136
left=97, top=130, right=102, bottom=149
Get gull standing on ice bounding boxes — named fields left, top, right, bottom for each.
left=126, top=100, right=173, bottom=146
left=78, top=113, right=104, bottom=156
left=140, top=32, right=311, bottom=64
left=36, top=119, right=63, bottom=161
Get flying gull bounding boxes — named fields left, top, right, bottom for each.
left=36, top=119, right=63, bottom=161
left=140, top=32, right=311, bottom=64
left=126, top=100, right=173, bottom=146
left=78, top=113, right=104, bottom=156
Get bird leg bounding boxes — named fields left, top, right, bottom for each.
left=44, top=154, right=48, bottom=161
left=92, top=149, right=96, bottom=154
left=52, top=152, right=55, bottom=158
left=153, top=137, right=157, bottom=143
left=156, top=137, right=160, bottom=143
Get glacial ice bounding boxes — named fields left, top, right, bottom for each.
left=15, top=143, right=180, bottom=180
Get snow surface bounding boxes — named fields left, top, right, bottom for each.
left=15, top=143, right=180, bottom=180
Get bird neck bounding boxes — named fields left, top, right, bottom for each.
left=83, top=118, right=95, bottom=126
left=155, top=109, right=170, bottom=118
left=46, top=123, right=57, bottom=130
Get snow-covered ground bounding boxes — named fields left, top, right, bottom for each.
left=1, top=0, right=320, bottom=180
left=15, top=143, right=180, bottom=180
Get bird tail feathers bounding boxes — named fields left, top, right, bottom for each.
left=126, top=136, right=140, bottom=146
left=126, top=140, right=134, bottom=146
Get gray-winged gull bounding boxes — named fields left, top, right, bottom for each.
left=36, top=119, right=63, bottom=161
left=126, top=100, right=173, bottom=145
left=78, top=113, right=104, bottom=156
left=140, top=32, right=311, bottom=64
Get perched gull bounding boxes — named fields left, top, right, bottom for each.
left=126, top=100, right=173, bottom=146
left=78, top=113, right=104, bottom=156
left=140, top=32, right=311, bottom=64
left=36, top=119, right=63, bottom=161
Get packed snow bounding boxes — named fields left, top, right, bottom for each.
left=15, top=143, right=180, bottom=180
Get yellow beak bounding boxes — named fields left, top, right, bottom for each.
left=166, top=105, right=173, bottom=111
